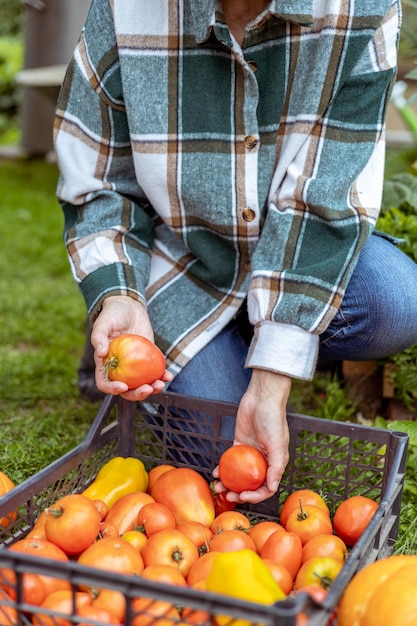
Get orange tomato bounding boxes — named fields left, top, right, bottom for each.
left=102, top=334, right=166, bottom=389
left=176, top=521, right=213, bottom=554
left=92, top=499, right=109, bottom=521
left=262, top=559, right=294, bottom=595
left=137, top=503, right=176, bottom=537
left=142, top=564, right=187, bottom=586
left=285, top=504, right=333, bottom=545
left=77, top=605, right=120, bottom=625
left=302, top=534, right=348, bottom=564
left=131, top=597, right=180, bottom=626
left=209, top=529, right=256, bottom=553
left=0, top=569, right=47, bottom=606
left=99, top=521, right=120, bottom=538
left=4, top=538, right=70, bottom=597
left=218, top=445, right=268, bottom=492
left=152, top=468, right=215, bottom=527
left=247, top=520, right=286, bottom=554
left=181, top=606, right=212, bottom=624
left=32, top=590, right=91, bottom=626
left=26, top=511, right=47, bottom=540
left=105, top=492, right=155, bottom=534
left=91, top=588, right=126, bottom=624
left=44, top=494, right=102, bottom=556
left=333, top=495, right=379, bottom=547
left=210, top=511, right=251, bottom=534
left=77, top=537, right=144, bottom=579
left=186, top=551, right=221, bottom=587
left=279, top=490, right=330, bottom=528
left=122, top=530, right=148, bottom=553
left=141, top=529, right=199, bottom=577
left=0, top=471, right=16, bottom=528
left=260, top=531, right=303, bottom=580
left=147, top=465, right=176, bottom=496
left=0, top=602, right=17, bottom=625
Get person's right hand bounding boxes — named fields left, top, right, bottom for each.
left=90, top=295, right=173, bottom=400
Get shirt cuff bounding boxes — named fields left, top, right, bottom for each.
left=245, top=320, right=319, bottom=380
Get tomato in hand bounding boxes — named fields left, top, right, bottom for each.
left=102, top=334, right=166, bottom=389
left=218, top=444, right=267, bottom=493
left=210, top=480, right=236, bottom=515
left=333, top=495, right=379, bottom=547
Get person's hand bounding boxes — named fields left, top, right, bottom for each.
left=90, top=295, right=173, bottom=400
left=213, top=369, right=292, bottom=504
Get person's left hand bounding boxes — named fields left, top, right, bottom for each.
left=212, top=369, right=292, bottom=504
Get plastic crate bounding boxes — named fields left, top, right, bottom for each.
left=0, top=392, right=408, bottom=626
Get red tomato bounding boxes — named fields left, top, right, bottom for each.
left=141, top=529, right=199, bottom=577
left=210, top=481, right=236, bottom=515
left=151, top=468, right=215, bottom=526
left=247, top=520, right=286, bottom=554
left=333, top=495, right=379, bottom=547
left=102, top=334, right=166, bottom=389
left=294, top=556, right=343, bottom=591
left=260, top=531, right=303, bottom=580
left=77, top=537, right=144, bottom=580
left=137, top=502, right=176, bottom=537
left=208, top=529, right=257, bottom=553
left=280, top=490, right=330, bottom=528
left=44, top=494, right=102, bottom=556
left=302, top=534, right=348, bottom=564
left=285, top=504, right=333, bottom=545
left=210, top=511, right=251, bottom=534
left=218, top=445, right=267, bottom=492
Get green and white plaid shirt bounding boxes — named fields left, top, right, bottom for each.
left=54, top=0, right=400, bottom=381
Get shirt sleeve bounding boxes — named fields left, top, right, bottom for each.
left=246, top=0, right=401, bottom=380
left=54, top=0, right=154, bottom=318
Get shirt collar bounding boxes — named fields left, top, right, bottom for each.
left=190, top=0, right=314, bottom=43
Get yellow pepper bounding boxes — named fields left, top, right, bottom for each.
left=206, top=549, right=286, bottom=626
left=82, top=456, right=148, bottom=508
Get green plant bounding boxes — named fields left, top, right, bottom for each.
left=0, top=35, right=23, bottom=139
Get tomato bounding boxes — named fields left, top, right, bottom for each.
left=5, top=538, right=70, bottom=597
left=333, top=495, right=379, bottom=547
left=99, top=521, right=120, bottom=538
left=295, top=556, right=343, bottom=591
left=186, top=551, right=221, bottom=587
left=142, top=564, right=187, bottom=586
left=209, top=529, right=256, bottom=553
left=0, top=569, right=47, bottom=606
left=176, top=521, right=213, bottom=554
left=77, top=605, right=120, bottom=625
left=279, top=490, right=330, bottom=528
left=210, top=481, right=236, bottom=515
left=181, top=606, right=212, bottom=625
left=105, top=492, right=155, bottom=534
left=296, top=586, right=337, bottom=625
left=261, top=559, right=294, bottom=595
left=102, top=334, right=166, bottom=389
left=0, top=602, right=17, bottom=626
left=148, top=465, right=176, bottom=495
left=32, top=590, right=91, bottom=626
left=77, top=537, right=144, bottom=580
left=151, top=468, right=215, bottom=526
left=92, top=499, right=109, bottom=521
left=218, top=445, right=267, bottom=493
left=91, top=588, right=126, bottom=624
left=247, top=521, right=285, bottom=554
left=210, top=511, right=251, bottom=534
left=260, top=530, right=303, bottom=579
left=302, top=534, right=348, bottom=564
left=141, top=529, right=199, bottom=577
left=26, top=511, right=47, bottom=540
left=285, top=503, right=333, bottom=545
left=137, top=502, right=176, bottom=537
left=0, top=471, right=17, bottom=528
left=122, top=530, right=148, bottom=553
left=44, top=494, right=102, bottom=555
left=131, top=597, right=180, bottom=626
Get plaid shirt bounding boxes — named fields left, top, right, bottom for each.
left=54, top=0, right=400, bottom=381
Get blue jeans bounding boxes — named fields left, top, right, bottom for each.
left=169, top=234, right=417, bottom=406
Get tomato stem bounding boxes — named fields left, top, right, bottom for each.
left=101, top=357, right=119, bottom=380
left=297, top=498, right=309, bottom=521
left=171, top=547, right=184, bottom=564
left=313, top=572, right=334, bottom=590
left=46, top=505, right=64, bottom=519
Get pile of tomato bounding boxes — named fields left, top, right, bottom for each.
left=0, top=451, right=379, bottom=626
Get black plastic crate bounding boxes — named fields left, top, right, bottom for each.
left=0, top=392, right=408, bottom=626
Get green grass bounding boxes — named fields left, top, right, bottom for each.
left=0, top=158, right=99, bottom=484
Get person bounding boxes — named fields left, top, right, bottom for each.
left=54, top=0, right=417, bottom=505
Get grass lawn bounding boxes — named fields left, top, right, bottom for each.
left=0, top=157, right=99, bottom=483
left=0, top=155, right=416, bottom=554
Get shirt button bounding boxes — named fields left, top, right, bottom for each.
left=242, top=208, right=256, bottom=222
left=247, top=60, right=258, bottom=72
left=244, top=135, right=258, bottom=150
